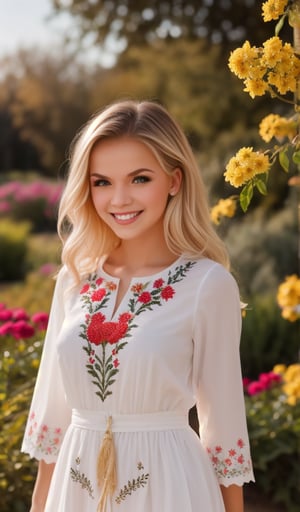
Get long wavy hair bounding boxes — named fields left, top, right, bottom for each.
left=58, top=100, right=229, bottom=282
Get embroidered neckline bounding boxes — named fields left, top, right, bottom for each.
left=79, top=261, right=196, bottom=401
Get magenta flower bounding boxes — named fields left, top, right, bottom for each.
left=12, top=320, right=35, bottom=339
left=31, top=312, right=49, bottom=331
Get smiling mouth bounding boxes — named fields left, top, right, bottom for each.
left=111, top=211, right=142, bottom=221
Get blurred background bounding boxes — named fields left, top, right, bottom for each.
left=0, top=1, right=299, bottom=510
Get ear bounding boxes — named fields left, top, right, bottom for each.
left=169, top=167, right=182, bottom=196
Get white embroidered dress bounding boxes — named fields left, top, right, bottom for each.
left=22, top=256, right=254, bottom=511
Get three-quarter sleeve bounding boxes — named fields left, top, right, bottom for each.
left=192, top=263, right=254, bottom=486
left=21, top=267, right=72, bottom=463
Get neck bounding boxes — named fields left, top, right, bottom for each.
left=107, top=234, right=178, bottom=275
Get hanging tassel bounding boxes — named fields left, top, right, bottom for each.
left=97, top=415, right=117, bottom=512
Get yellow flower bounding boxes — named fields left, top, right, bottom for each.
left=277, top=275, right=300, bottom=321
left=259, top=114, right=297, bottom=142
left=224, top=147, right=270, bottom=188
left=228, top=41, right=262, bottom=80
left=31, top=359, right=40, bottom=369
left=262, top=36, right=283, bottom=67
left=284, top=363, right=300, bottom=382
left=210, top=197, right=237, bottom=225
left=244, top=78, right=269, bottom=98
left=262, top=0, right=288, bottom=22
left=273, top=364, right=286, bottom=375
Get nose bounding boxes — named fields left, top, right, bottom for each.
left=110, top=185, right=132, bottom=207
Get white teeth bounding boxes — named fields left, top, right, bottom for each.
left=114, top=212, right=139, bottom=220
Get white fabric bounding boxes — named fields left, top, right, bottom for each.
left=22, top=256, right=254, bottom=511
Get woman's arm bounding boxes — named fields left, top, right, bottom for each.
left=220, top=484, right=244, bottom=512
left=30, top=460, right=55, bottom=512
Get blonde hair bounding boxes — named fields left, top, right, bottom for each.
left=58, top=100, right=229, bottom=282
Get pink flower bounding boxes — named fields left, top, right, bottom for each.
left=96, top=277, right=104, bottom=286
left=242, top=377, right=251, bottom=388
left=229, top=449, right=236, bottom=457
left=259, top=371, right=281, bottom=389
left=12, top=320, right=35, bottom=339
left=237, top=439, right=245, bottom=449
left=39, top=263, right=56, bottom=276
left=215, top=446, right=222, bottom=453
left=113, top=358, right=120, bottom=368
left=12, top=308, right=29, bottom=321
left=0, top=321, right=14, bottom=336
left=237, top=455, right=244, bottom=464
left=225, top=458, right=232, bottom=466
left=0, top=309, right=13, bottom=322
left=247, top=381, right=265, bottom=396
left=138, top=292, right=152, bottom=304
left=161, top=285, right=175, bottom=301
left=91, top=288, right=106, bottom=302
left=153, top=278, right=164, bottom=288
left=31, top=312, right=49, bottom=330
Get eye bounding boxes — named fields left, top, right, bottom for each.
left=91, top=178, right=111, bottom=187
left=133, top=175, right=151, bottom=184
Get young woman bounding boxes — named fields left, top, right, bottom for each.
left=22, top=100, right=254, bottom=512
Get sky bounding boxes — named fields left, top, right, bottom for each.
left=0, top=0, right=118, bottom=66
left=0, top=0, right=72, bottom=55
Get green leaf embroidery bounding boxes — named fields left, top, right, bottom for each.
left=70, top=458, right=95, bottom=499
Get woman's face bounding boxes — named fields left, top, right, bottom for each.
left=89, top=137, right=181, bottom=244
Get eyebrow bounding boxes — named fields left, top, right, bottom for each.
left=90, top=168, right=155, bottom=178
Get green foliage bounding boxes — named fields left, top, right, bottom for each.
left=241, top=295, right=300, bottom=378
left=0, top=220, right=31, bottom=282
left=0, top=333, right=41, bottom=511
left=246, top=387, right=300, bottom=511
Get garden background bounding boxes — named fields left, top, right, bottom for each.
left=0, top=1, right=299, bottom=511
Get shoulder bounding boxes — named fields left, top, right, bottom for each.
left=182, top=257, right=238, bottom=291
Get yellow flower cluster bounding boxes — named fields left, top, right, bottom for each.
left=277, top=274, right=300, bottom=322
left=228, top=37, right=300, bottom=98
left=259, top=113, right=297, bottom=142
left=224, top=147, right=270, bottom=188
left=273, top=363, right=300, bottom=405
left=210, top=197, right=237, bottom=225
left=262, top=0, right=288, bottom=22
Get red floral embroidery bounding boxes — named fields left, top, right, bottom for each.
left=80, top=284, right=90, bottom=294
left=138, top=292, right=152, bottom=304
left=91, top=288, right=106, bottom=302
left=80, top=261, right=195, bottom=401
left=207, top=438, right=252, bottom=481
left=153, top=278, right=164, bottom=288
left=161, top=285, right=175, bottom=301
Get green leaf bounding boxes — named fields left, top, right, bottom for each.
left=256, top=179, right=268, bottom=195
left=292, top=150, right=300, bottom=165
left=275, top=13, right=287, bottom=36
left=240, top=182, right=253, bottom=212
left=279, top=150, right=289, bottom=172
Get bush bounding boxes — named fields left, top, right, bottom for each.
left=0, top=304, right=49, bottom=512
left=0, top=180, right=63, bottom=232
left=240, top=295, right=300, bottom=377
left=244, top=366, right=300, bottom=511
left=0, top=220, right=31, bottom=282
